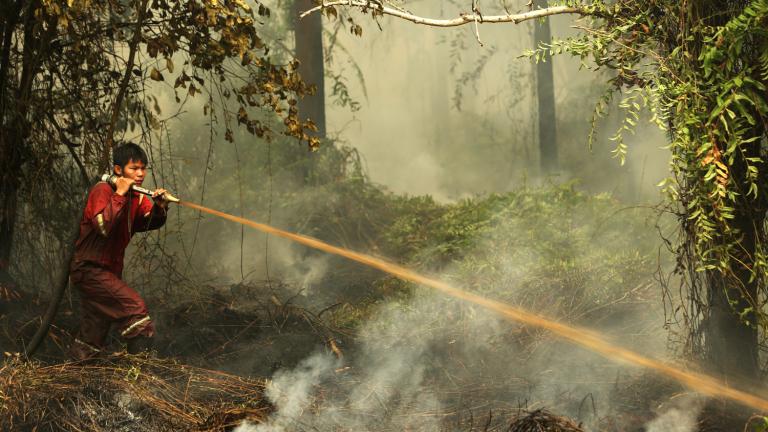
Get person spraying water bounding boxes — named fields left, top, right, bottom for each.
left=68, top=142, right=175, bottom=360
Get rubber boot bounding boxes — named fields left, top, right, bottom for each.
left=126, top=336, right=154, bottom=355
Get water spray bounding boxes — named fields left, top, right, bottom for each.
left=177, top=200, right=768, bottom=413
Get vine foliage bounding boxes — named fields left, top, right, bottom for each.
left=536, top=0, right=768, bottom=364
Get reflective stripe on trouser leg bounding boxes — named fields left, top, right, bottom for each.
left=73, top=338, right=101, bottom=353
left=120, top=315, right=152, bottom=338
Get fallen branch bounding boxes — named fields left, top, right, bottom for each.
left=300, top=1, right=589, bottom=27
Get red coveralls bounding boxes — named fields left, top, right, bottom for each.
left=70, top=182, right=166, bottom=358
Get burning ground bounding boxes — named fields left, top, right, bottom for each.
left=1, top=185, right=757, bottom=431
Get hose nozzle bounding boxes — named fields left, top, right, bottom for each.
left=162, top=192, right=181, bottom=203
left=100, top=174, right=180, bottom=203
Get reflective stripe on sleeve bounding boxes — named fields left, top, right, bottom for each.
left=96, top=214, right=107, bottom=236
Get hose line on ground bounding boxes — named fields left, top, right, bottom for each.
left=23, top=181, right=90, bottom=359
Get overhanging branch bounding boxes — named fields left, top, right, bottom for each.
left=299, top=1, right=589, bottom=27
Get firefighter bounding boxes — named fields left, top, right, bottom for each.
left=69, top=142, right=170, bottom=360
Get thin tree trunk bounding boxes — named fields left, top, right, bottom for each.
left=0, top=0, right=24, bottom=275
left=0, top=0, right=46, bottom=276
left=291, top=0, right=325, bottom=183
left=292, top=0, right=326, bottom=139
left=533, top=0, right=557, bottom=175
left=0, top=180, right=18, bottom=269
left=102, top=0, right=148, bottom=171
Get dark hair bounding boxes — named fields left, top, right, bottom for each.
left=113, top=142, right=148, bottom=167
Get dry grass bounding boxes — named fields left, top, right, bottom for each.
left=0, top=352, right=597, bottom=432
left=0, top=354, right=271, bottom=431
left=507, top=409, right=585, bottom=432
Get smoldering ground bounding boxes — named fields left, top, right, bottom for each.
left=232, top=286, right=676, bottom=432
left=0, top=187, right=717, bottom=432
left=644, top=395, right=705, bottom=432
left=227, top=196, right=683, bottom=432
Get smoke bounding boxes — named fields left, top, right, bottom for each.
left=237, top=353, right=338, bottom=432
left=644, top=394, right=704, bottom=432
left=236, top=294, right=452, bottom=432
left=247, top=290, right=507, bottom=431
left=217, top=174, right=673, bottom=431
left=234, top=260, right=668, bottom=431
left=217, top=233, right=331, bottom=291
left=324, top=4, right=671, bottom=201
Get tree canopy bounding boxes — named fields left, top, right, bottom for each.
left=0, top=0, right=322, bottom=274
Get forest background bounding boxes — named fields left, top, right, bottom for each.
left=3, top=0, right=765, bottom=431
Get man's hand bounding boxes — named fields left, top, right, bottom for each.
left=115, top=177, right=135, bottom=196
left=152, top=188, right=170, bottom=209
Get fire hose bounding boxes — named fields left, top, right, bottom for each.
left=98, top=174, right=181, bottom=204
left=23, top=175, right=178, bottom=358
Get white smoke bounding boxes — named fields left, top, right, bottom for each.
left=235, top=295, right=449, bottom=432
left=236, top=353, right=338, bottom=432
left=232, top=229, right=671, bottom=431
left=644, top=394, right=704, bottom=432
left=232, top=177, right=672, bottom=432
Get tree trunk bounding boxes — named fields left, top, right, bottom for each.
left=703, top=138, right=764, bottom=382
left=291, top=0, right=325, bottom=183
left=292, top=0, right=326, bottom=139
left=705, top=246, right=759, bottom=381
left=0, top=113, right=24, bottom=282
left=0, top=1, right=22, bottom=277
left=0, top=0, right=41, bottom=277
left=0, top=165, right=18, bottom=271
left=533, top=0, right=558, bottom=175
left=689, top=0, right=763, bottom=383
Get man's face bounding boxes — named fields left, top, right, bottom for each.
left=114, top=159, right=147, bottom=185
